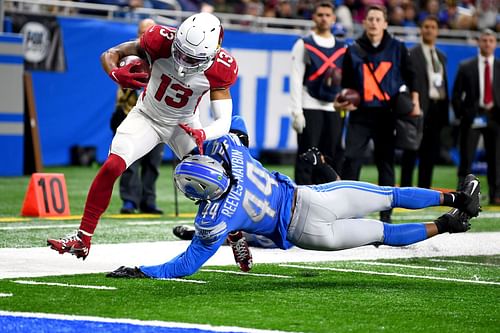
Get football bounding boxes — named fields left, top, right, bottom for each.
left=119, top=55, right=150, bottom=75
left=337, top=88, right=361, bottom=106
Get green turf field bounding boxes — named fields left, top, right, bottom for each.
left=0, top=164, right=499, bottom=332
left=0, top=257, right=499, bottom=332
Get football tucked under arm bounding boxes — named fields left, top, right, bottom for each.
left=109, top=56, right=150, bottom=90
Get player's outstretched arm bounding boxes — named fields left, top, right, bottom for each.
left=140, top=236, right=226, bottom=278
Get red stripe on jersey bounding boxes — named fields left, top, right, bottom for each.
left=140, top=25, right=175, bottom=63
left=205, top=48, right=238, bottom=89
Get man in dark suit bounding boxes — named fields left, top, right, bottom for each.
left=400, top=16, right=449, bottom=188
left=452, top=29, right=500, bottom=205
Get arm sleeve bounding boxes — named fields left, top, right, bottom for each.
left=289, top=39, right=306, bottom=116
left=203, top=99, right=232, bottom=140
left=139, top=235, right=226, bottom=278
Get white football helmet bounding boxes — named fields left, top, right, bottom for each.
left=172, top=13, right=223, bottom=76
left=174, top=155, right=230, bottom=201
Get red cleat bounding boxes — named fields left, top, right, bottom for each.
left=47, top=230, right=90, bottom=260
left=227, top=231, right=253, bottom=272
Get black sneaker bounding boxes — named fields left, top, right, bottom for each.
left=173, top=225, right=195, bottom=241
left=300, top=147, right=323, bottom=166
left=106, top=266, right=148, bottom=278
left=380, top=209, right=392, bottom=224
left=460, top=174, right=481, bottom=217
left=436, top=208, right=471, bottom=233
left=139, top=204, right=163, bottom=215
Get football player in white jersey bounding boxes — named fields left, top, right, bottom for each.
left=47, top=13, right=239, bottom=259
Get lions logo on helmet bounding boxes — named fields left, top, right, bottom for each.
left=174, top=155, right=230, bottom=201
left=172, top=12, right=223, bottom=77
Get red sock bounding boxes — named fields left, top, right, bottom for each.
left=79, top=154, right=126, bottom=237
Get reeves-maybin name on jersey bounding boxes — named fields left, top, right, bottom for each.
left=140, top=134, right=296, bottom=278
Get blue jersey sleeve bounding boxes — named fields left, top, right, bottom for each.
left=139, top=235, right=226, bottom=279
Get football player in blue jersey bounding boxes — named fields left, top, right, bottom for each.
left=107, top=128, right=481, bottom=279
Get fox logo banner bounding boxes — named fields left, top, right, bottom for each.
left=11, top=14, right=66, bottom=72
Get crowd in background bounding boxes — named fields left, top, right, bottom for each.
left=7, top=0, right=500, bottom=32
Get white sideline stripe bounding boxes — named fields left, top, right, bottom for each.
left=429, top=259, right=500, bottom=267
left=201, top=269, right=293, bottom=279
left=0, top=224, right=80, bottom=231
left=12, top=280, right=117, bottom=290
left=158, top=278, right=207, bottom=284
left=0, top=220, right=194, bottom=230
left=280, top=264, right=500, bottom=286
left=0, top=310, right=298, bottom=333
left=353, top=261, right=447, bottom=271
left=0, top=293, right=13, bottom=297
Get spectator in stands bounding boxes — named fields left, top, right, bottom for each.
left=452, top=29, right=500, bottom=206
left=339, top=5, right=419, bottom=223
left=110, top=18, right=165, bottom=215
left=275, top=0, right=296, bottom=20
left=402, top=2, right=418, bottom=27
left=418, top=0, right=441, bottom=23
left=335, top=1, right=354, bottom=32
left=289, top=1, right=347, bottom=185
left=388, top=5, right=405, bottom=26
left=400, top=16, right=449, bottom=189
left=115, top=0, right=152, bottom=20
left=296, top=0, right=315, bottom=20
left=476, top=0, right=498, bottom=31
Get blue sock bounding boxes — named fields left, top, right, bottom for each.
left=392, top=187, right=440, bottom=209
left=383, top=223, right=428, bottom=246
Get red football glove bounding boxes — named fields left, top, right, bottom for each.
left=109, top=60, right=149, bottom=90
left=179, top=124, right=206, bottom=155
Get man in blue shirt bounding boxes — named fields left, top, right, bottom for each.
left=107, top=132, right=481, bottom=279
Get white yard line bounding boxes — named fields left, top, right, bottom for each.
left=0, top=220, right=193, bottom=230
left=12, top=280, right=117, bottom=290
left=0, top=224, right=80, bottom=231
left=0, top=293, right=13, bottom=297
left=428, top=258, right=500, bottom=267
left=280, top=264, right=500, bottom=286
left=158, top=278, right=207, bottom=284
left=0, top=232, right=499, bottom=279
left=0, top=310, right=298, bottom=333
left=352, top=261, right=447, bottom=271
left=201, top=269, right=292, bottom=279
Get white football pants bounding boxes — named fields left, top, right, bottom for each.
left=110, top=107, right=199, bottom=168
left=287, top=181, right=394, bottom=250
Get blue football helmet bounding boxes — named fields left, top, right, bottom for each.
left=174, top=155, right=230, bottom=201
